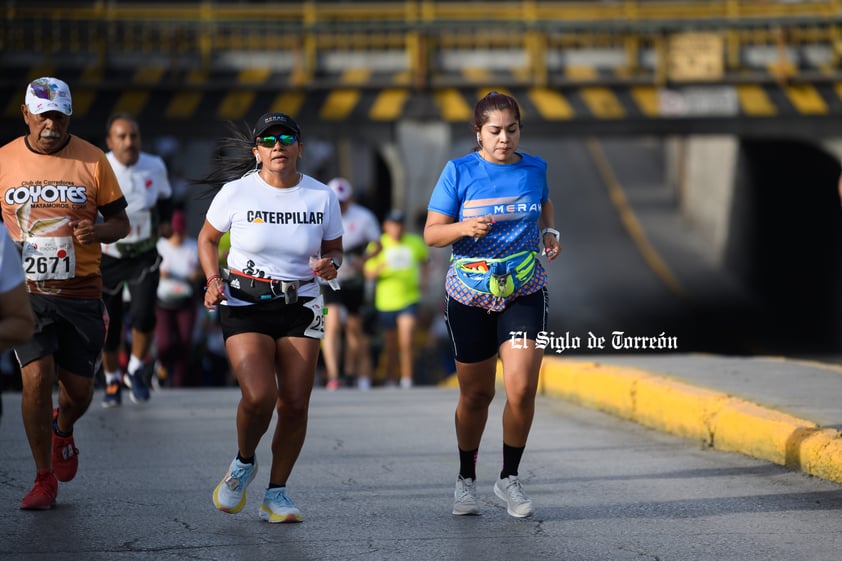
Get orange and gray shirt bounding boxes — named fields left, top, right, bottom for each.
left=0, top=135, right=127, bottom=299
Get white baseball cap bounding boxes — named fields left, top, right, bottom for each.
left=25, top=77, right=73, bottom=116
left=328, top=177, right=353, bottom=202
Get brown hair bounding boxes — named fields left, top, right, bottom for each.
left=472, top=91, right=522, bottom=133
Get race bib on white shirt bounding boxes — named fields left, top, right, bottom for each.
left=22, top=236, right=75, bottom=280
left=384, top=245, right=413, bottom=270
left=122, top=210, right=152, bottom=243
left=157, top=277, right=193, bottom=301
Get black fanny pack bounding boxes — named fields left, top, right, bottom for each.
left=221, top=268, right=313, bottom=304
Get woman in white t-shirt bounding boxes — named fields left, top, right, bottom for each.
left=197, top=112, right=343, bottom=524
left=155, top=210, right=201, bottom=387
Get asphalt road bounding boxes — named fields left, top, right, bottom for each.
left=0, top=137, right=837, bottom=561
left=2, top=386, right=842, bottom=561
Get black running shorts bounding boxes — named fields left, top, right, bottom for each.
left=323, top=283, right=365, bottom=315
left=444, top=287, right=548, bottom=364
left=219, top=296, right=325, bottom=340
left=101, top=250, right=161, bottom=346
left=15, top=294, right=107, bottom=377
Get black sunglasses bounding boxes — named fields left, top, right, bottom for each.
left=256, top=134, right=297, bottom=148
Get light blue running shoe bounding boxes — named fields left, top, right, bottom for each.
left=213, top=457, right=258, bottom=513
left=259, top=487, right=302, bottom=523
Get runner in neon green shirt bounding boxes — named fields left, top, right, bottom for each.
left=364, top=209, right=428, bottom=387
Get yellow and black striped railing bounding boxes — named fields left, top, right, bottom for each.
left=3, top=1, right=842, bottom=90
left=3, top=1, right=842, bottom=136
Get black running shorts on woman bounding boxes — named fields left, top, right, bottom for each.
left=444, top=287, right=548, bottom=364
left=219, top=296, right=325, bottom=340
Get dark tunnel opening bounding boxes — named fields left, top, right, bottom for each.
left=729, top=139, right=842, bottom=356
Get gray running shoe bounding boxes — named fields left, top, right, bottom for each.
left=493, top=475, right=534, bottom=518
left=452, top=476, right=480, bottom=515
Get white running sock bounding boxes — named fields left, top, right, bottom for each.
left=128, top=354, right=144, bottom=375
left=105, top=370, right=121, bottom=384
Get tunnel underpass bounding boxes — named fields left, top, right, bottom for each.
left=540, top=135, right=842, bottom=359
left=729, top=139, right=842, bottom=355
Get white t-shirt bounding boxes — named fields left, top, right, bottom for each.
left=156, top=237, right=200, bottom=302
left=157, top=237, right=200, bottom=281
left=336, top=203, right=380, bottom=281
left=102, top=151, right=173, bottom=257
left=205, top=172, right=343, bottom=303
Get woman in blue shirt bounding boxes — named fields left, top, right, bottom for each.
left=425, top=91, right=561, bottom=518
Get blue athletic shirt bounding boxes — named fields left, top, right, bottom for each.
left=428, top=151, right=549, bottom=311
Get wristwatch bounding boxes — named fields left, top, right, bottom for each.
left=541, top=227, right=560, bottom=240
left=330, top=257, right=341, bottom=271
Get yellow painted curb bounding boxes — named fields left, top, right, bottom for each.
left=442, top=356, right=842, bottom=485
left=633, top=375, right=723, bottom=442
left=711, top=397, right=815, bottom=466
left=540, top=360, right=639, bottom=418
left=799, top=429, right=842, bottom=482
left=540, top=356, right=842, bottom=484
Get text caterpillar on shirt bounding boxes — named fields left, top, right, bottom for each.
left=246, top=210, right=325, bottom=225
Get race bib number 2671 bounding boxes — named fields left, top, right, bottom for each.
left=22, top=236, right=76, bottom=281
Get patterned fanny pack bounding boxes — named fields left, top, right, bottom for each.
left=453, top=250, right=536, bottom=298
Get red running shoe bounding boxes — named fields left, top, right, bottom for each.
left=51, top=408, right=78, bottom=482
left=20, top=470, right=58, bottom=510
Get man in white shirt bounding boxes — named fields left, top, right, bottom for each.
left=321, top=177, right=381, bottom=390
left=100, top=113, right=173, bottom=406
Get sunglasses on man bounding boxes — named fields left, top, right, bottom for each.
left=256, top=134, right=297, bottom=148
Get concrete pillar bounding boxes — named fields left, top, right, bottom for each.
left=680, top=135, right=738, bottom=264
left=395, top=120, right=451, bottom=228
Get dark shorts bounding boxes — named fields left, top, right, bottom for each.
left=219, top=296, right=325, bottom=340
left=323, top=283, right=365, bottom=315
left=101, top=250, right=161, bottom=347
left=378, top=303, right=418, bottom=330
left=14, top=294, right=108, bottom=377
left=444, top=287, right=548, bottom=364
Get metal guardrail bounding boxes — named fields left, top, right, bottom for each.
left=2, top=1, right=842, bottom=89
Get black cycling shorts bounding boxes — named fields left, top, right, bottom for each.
left=444, top=287, right=548, bottom=364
